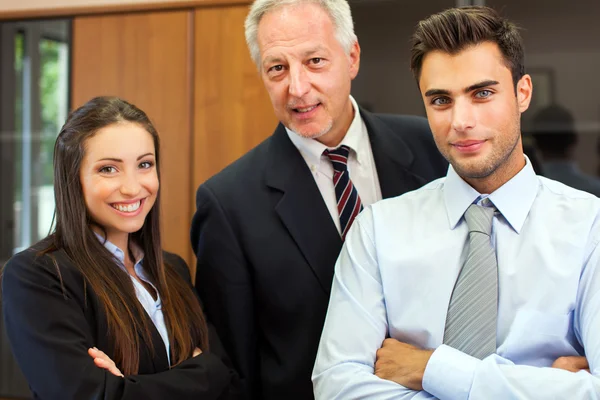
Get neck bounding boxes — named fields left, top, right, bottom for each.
left=93, top=226, right=129, bottom=254
left=316, top=98, right=355, bottom=148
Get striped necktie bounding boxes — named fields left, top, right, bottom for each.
left=324, top=145, right=363, bottom=240
left=443, top=200, right=498, bottom=359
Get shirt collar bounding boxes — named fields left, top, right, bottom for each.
left=444, top=156, right=539, bottom=233
left=285, top=95, right=367, bottom=166
left=94, top=232, right=145, bottom=273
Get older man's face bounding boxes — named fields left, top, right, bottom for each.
left=257, top=3, right=360, bottom=146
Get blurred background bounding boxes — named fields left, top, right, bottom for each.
left=0, top=0, right=598, bottom=397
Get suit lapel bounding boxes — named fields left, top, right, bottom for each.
left=265, top=124, right=343, bottom=294
left=144, top=314, right=170, bottom=372
left=361, top=109, right=430, bottom=198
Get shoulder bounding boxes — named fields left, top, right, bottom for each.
left=2, top=242, right=84, bottom=297
left=539, top=176, right=600, bottom=201
left=376, top=177, right=445, bottom=208
left=372, top=113, right=436, bottom=148
left=368, top=177, right=446, bottom=224
left=200, top=133, right=275, bottom=194
left=373, top=113, right=431, bottom=131
left=537, top=176, right=600, bottom=214
left=368, top=112, right=447, bottom=178
left=4, top=241, right=71, bottom=276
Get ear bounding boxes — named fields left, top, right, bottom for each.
left=349, top=40, right=361, bottom=80
left=516, top=74, right=533, bottom=113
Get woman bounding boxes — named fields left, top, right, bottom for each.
left=1, top=97, right=240, bottom=399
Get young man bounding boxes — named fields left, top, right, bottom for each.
left=190, top=1, right=447, bottom=399
left=313, top=7, right=599, bottom=399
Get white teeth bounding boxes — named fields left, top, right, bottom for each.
left=297, top=105, right=317, bottom=113
left=112, top=200, right=141, bottom=213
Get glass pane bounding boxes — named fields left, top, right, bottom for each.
left=13, top=31, right=24, bottom=254
left=37, top=37, right=69, bottom=241
left=0, top=18, right=71, bottom=400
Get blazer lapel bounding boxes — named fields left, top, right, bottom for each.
left=136, top=307, right=170, bottom=373
left=361, top=109, right=430, bottom=198
left=264, top=124, right=343, bottom=294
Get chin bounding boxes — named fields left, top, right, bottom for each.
left=115, top=221, right=145, bottom=235
left=454, top=163, right=496, bottom=179
left=294, top=124, right=332, bottom=140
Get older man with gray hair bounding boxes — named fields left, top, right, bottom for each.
left=191, top=1, right=447, bottom=399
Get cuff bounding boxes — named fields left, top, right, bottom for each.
left=422, top=345, right=479, bottom=400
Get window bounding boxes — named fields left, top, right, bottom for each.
left=0, top=18, right=71, bottom=400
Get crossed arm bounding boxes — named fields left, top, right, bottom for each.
left=2, top=252, right=238, bottom=400
left=312, top=209, right=600, bottom=400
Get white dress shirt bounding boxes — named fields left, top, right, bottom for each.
left=313, top=158, right=600, bottom=399
left=286, top=95, right=382, bottom=235
left=97, top=236, right=171, bottom=364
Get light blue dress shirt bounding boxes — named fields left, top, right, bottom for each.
left=312, top=159, right=600, bottom=399
left=98, top=237, right=170, bottom=364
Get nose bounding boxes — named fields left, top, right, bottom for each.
left=288, top=65, right=311, bottom=98
left=119, top=171, right=141, bottom=197
left=451, top=99, right=476, bottom=133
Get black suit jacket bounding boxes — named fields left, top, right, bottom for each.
left=190, top=110, right=448, bottom=400
left=1, top=242, right=241, bottom=400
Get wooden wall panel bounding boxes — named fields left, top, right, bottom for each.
left=0, top=0, right=251, bottom=21
left=72, top=10, right=194, bottom=264
left=193, top=5, right=277, bottom=188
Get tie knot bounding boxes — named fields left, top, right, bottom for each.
left=324, top=145, right=350, bottom=173
left=464, top=203, right=495, bottom=235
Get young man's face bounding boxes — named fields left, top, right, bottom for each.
left=419, top=42, right=532, bottom=191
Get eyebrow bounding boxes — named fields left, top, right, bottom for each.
left=303, top=46, right=327, bottom=58
left=424, top=80, right=500, bottom=97
left=97, top=153, right=154, bottom=162
left=263, top=56, right=283, bottom=67
left=262, top=46, right=328, bottom=67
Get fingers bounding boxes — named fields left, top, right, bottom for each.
left=88, top=347, right=124, bottom=377
left=569, top=356, right=590, bottom=370
left=193, top=347, right=203, bottom=357
left=94, top=358, right=124, bottom=377
left=552, top=356, right=589, bottom=372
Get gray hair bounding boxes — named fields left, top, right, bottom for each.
left=244, top=0, right=357, bottom=68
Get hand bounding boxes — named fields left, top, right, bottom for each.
left=374, top=338, right=434, bottom=391
left=552, top=356, right=589, bottom=373
left=193, top=347, right=202, bottom=357
left=88, top=347, right=124, bottom=377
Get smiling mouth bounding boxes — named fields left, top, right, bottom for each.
left=111, top=199, right=142, bottom=213
left=293, top=104, right=320, bottom=113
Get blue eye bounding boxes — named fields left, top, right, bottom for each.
left=475, top=90, right=492, bottom=98
left=432, top=97, right=451, bottom=106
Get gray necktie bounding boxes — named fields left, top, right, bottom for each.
left=443, top=201, right=498, bottom=359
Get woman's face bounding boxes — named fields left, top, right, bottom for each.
left=79, top=121, right=159, bottom=246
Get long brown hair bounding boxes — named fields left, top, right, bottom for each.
left=47, top=96, right=208, bottom=374
left=410, top=6, right=525, bottom=89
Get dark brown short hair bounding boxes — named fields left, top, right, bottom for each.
left=410, top=6, right=525, bottom=88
